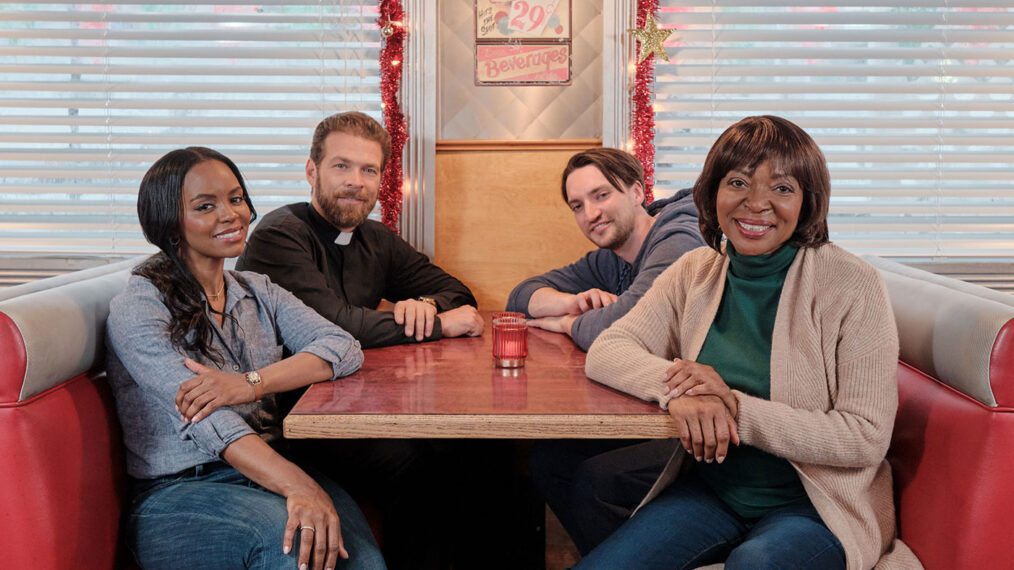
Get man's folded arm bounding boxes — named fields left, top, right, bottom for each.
left=506, top=251, right=608, bottom=318
left=384, top=236, right=476, bottom=312
left=238, top=225, right=436, bottom=348
left=570, top=229, right=703, bottom=351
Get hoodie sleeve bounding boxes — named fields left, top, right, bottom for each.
left=505, top=249, right=613, bottom=317
left=570, top=200, right=705, bottom=350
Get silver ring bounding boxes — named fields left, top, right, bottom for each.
left=300, top=526, right=315, bottom=533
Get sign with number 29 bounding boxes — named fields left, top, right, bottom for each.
left=475, top=0, right=570, bottom=40
left=508, top=0, right=560, bottom=36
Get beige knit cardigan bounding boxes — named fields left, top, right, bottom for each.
left=586, top=244, right=921, bottom=570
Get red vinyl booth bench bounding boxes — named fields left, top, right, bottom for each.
left=868, top=257, right=1014, bottom=570
left=1, top=256, right=1012, bottom=570
left=0, top=258, right=139, bottom=570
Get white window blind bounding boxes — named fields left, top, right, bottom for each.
left=0, top=1, right=381, bottom=259
left=652, top=1, right=1014, bottom=259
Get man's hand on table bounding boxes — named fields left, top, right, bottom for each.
left=566, top=288, right=618, bottom=314
left=527, top=287, right=618, bottom=317
left=527, top=314, right=578, bottom=336
left=393, top=298, right=438, bottom=341
left=438, top=305, right=484, bottom=337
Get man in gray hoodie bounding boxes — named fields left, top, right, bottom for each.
left=508, top=148, right=705, bottom=555
left=507, top=148, right=703, bottom=351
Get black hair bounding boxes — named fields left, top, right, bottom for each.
left=694, top=116, right=830, bottom=251
left=133, top=147, right=256, bottom=364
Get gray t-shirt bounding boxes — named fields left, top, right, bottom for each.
left=106, top=268, right=363, bottom=479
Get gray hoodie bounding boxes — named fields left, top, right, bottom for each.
left=507, top=188, right=704, bottom=351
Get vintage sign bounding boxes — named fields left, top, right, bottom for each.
left=475, top=42, right=571, bottom=85
left=475, top=0, right=570, bottom=41
left=475, top=0, right=572, bottom=86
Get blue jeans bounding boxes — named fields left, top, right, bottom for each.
left=575, top=472, right=846, bottom=570
left=127, top=461, right=386, bottom=570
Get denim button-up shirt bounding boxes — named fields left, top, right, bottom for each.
left=106, top=269, right=363, bottom=479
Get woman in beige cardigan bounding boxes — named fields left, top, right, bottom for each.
left=577, top=116, right=920, bottom=570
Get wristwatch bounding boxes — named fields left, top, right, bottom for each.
left=245, top=370, right=264, bottom=402
left=416, top=296, right=437, bottom=308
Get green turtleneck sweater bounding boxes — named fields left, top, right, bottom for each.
left=695, top=243, right=809, bottom=519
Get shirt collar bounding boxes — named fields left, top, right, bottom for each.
left=199, top=270, right=253, bottom=315
left=223, top=271, right=253, bottom=313
left=305, top=202, right=356, bottom=247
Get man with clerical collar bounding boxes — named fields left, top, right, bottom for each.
left=238, top=111, right=516, bottom=570
left=508, top=147, right=706, bottom=557
left=237, top=110, right=482, bottom=349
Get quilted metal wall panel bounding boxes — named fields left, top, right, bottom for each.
left=440, top=0, right=603, bottom=140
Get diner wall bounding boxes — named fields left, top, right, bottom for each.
left=434, top=141, right=599, bottom=310
left=434, top=2, right=606, bottom=309
left=438, top=0, right=603, bottom=140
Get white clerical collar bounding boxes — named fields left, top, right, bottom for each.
left=334, top=231, right=354, bottom=246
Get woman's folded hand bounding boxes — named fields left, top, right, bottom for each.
left=175, top=358, right=252, bottom=423
left=667, top=395, right=740, bottom=464
left=662, top=358, right=738, bottom=418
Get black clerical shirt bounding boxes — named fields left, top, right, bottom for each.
left=236, top=202, right=476, bottom=348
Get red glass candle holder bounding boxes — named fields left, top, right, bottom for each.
left=491, top=311, right=525, bottom=321
left=492, top=316, right=527, bottom=368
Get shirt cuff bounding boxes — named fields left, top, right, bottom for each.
left=182, top=409, right=257, bottom=458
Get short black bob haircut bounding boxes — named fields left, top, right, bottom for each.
left=693, top=115, right=830, bottom=252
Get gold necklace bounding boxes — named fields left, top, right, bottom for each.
left=206, top=283, right=225, bottom=299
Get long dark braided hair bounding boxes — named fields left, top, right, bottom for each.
left=133, top=147, right=257, bottom=365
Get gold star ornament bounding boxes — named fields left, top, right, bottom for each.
left=629, top=13, right=672, bottom=63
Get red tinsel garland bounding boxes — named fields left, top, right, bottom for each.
left=632, top=0, right=659, bottom=203
left=378, top=0, right=406, bottom=232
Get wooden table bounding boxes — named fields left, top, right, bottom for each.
left=284, top=314, right=678, bottom=439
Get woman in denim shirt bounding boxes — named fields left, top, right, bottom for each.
left=106, top=147, right=385, bottom=570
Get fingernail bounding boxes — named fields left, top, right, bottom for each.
left=300, top=564, right=307, bottom=570
left=705, top=457, right=713, bottom=463
left=695, top=455, right=703, bottom=462
left=672, top=390, right=681, bottom=397
left=283, top=546, right=290, bottom=554
left=717, top=455, right=725, bottom=463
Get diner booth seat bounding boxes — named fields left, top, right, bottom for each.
left=869, top=256, right=1014, bottom=570
left=0, top=258, right=138, bottom=570
left=3, top=254, right=1012, bottom=570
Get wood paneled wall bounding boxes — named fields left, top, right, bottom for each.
left=434, top=140, right=601, bottom=310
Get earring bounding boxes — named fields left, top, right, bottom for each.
left=169, top=235, right=180, bottom=246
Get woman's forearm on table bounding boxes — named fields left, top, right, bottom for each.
left=257, top=352, right=336, bottom=396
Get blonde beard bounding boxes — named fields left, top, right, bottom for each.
left=314, top=180, right=376, bottom=230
